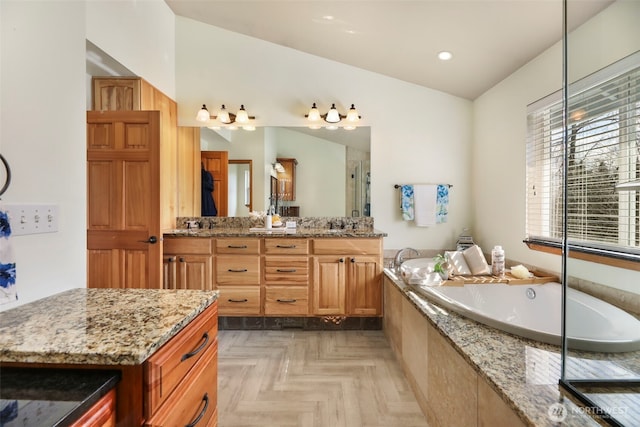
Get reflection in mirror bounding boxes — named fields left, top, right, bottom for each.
left=228, top=160, right=252, bottom=216
left=200, top=126, right=370, bottom=217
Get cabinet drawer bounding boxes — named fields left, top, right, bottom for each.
left=264, top=238, right=309, bottom=255
left=163, top=237, right=213, bottom=255
left=217, top=286, right=261, bottom=315
left=216, top=238, right=261, bottom=254
left=146, top=342, right=218, bottom=427
left=313, top=238, right=381, bottom=255
left=265, top=287, right=309, bottom=316
left=144, top=302, right=218, bottom=418
left=264, top=256, right=309, bottom=285
left=216, top=255, right=260, bottom=285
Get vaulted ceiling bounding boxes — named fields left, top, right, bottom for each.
left=165, top=0, right=614, bottom=100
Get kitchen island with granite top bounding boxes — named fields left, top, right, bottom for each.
left=0, top=288, right=219, bottom=426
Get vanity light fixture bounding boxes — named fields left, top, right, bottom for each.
left=305, top=102, right=361, bottom=129
left=273, top=162, right=285, bottom=173
left=196, top=103, right=256, bottom=129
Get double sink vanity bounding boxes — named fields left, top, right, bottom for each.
left=0, top=216, right=386, bottom=426
left=163, top=216, right=387, bottom=326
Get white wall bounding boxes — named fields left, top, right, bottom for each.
left=176, top=17, right=474, bottom=250
left=0, top=0, right=175, bottom=310
left=472, top=0, right=640, bottom=293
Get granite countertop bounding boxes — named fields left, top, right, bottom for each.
left=0, top=288, right=219, bottom=366
left=0, top=367, right=120, bottom=427
left=384, top=269, right=628, bottom=427
left=163, top=227, right=387, bottom=238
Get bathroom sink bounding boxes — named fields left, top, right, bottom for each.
left=399, top=258, right=442, bottom=286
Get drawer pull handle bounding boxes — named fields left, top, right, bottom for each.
left=227, top=245, right=248, bottom=249
left=277, top=298, right=297, bottom=303
left=180, top=332, right=209, bottom=362
left=276, top=269, right=297, bottom=273
left=276, top=244, right=296, bottom=248
left=185, top=392, right=209, bottom=427
left=228, top=268, right=248, bottom=273
left=228, top=298, right=248, bottom=303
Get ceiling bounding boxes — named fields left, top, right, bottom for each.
left=165, top=0, right=614, bottom=101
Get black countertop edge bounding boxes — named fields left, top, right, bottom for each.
left=0, top=367, right=120, bottom=427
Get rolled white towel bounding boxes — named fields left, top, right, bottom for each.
left=510, top=264, right=531, bottom=279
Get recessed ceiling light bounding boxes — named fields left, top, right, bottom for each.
left=438, top=51, right=453, bottom=61
left=323, top=15, right=334, bottom=21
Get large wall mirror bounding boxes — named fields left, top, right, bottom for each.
left=201, top=126, right=370, bottom=217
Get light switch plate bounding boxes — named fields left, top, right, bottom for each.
left=3, top=204, right=59, bottom=236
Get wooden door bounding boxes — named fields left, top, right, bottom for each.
left=201, top=151, right=228, bottom=216
left=176, top=255, right=213, bottom=290
left=87, top=110, right=162, bottom=289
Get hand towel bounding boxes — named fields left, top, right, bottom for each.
left=400, top=185, right=415, bottom=221
left=0, top=206, right=17, bottom=304
left=436, top=184, right=449, bottom=223
left=413, top=184, right=438, bottom=226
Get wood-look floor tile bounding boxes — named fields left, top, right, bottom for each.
left=218, top=330, right=429, bottom=427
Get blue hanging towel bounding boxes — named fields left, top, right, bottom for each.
left=400, top=185, right=415, bottom=221
left=436, top=184, right=449, bottom=223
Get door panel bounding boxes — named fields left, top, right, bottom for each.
left=87, top=111, right=161, bottom=289
left=201, top=151, right=228, bottom=216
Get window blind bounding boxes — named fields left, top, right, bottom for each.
left=526, top=51, right=640, bottom=256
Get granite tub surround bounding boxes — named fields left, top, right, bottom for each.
left=0, top=288, right=219, bottom=365
left=382, top=269, right=632, bottom=427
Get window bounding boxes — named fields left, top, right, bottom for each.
left=526, top=51, right=640, bottom=261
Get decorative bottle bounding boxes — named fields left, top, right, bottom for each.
left=491, top=245, right=505, bottom=277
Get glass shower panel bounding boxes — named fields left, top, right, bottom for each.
left=561, top=1, right=640, bottom=426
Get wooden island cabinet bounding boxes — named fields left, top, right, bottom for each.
left=0, top=288, right=219, bottom=427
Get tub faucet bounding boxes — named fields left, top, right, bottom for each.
left=392, top=247, right=420, bottom=271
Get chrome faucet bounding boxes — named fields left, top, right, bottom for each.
left=392, top=247, right=420, bottom=271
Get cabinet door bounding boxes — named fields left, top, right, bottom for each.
left=163, top=255, right=177, bottom=289
left=312, top=256, right=346, bottom=315
left=276, top=158, right=297, bottom=201
left=177, top=255, right=213, bottom=290
left=347, top=256, right=382, bottom=315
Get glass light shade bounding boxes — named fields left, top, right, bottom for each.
left=346, top=104, right=360, bottom=122
left=307, top=103, right=321, bottom=121
left=236, top=105, right=249, bottom=123
left=217, top=105, right=231, bottom=124
left=325, top=104, right=341, bottom=123
left=196, top=104, right=210, bottom=122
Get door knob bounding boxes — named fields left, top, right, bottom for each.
left=139, top=236, right=158, bottom=244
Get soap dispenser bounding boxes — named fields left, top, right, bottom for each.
left=491, top=245, right=505, bottom=277
left=265, top=206, right=274, bottom=229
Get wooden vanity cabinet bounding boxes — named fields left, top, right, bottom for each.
left=215, top=238, right=262, bottom=315
left=275, top=158, right=297, bottom=201
left=163, top=238, right=213, bottom=291
left=312, top=239, right=383, bottom=316
left=264, top=238, right=310, bottom=316
left=144, top=301, right=218, bottom=426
